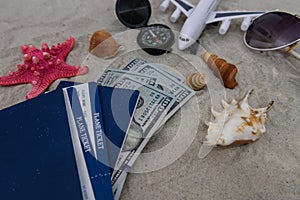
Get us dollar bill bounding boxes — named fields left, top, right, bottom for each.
left=101, top=76, right=175, bottom=140
left=100, top=58, right=195, bottom=197
left=97, top=68, right=157, bottom=87
left=112, top=169, right=127, bottom=200
left=121, top=61, right=195, bottom=120
left=98, top=76, right=176, bottom=178
left=121, top=57, right=185, bottom=83
left=97, top=68, right=171, bottom=98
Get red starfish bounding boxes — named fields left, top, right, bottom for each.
left=0, top=36, right=89, bottom=99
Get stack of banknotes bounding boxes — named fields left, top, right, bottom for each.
left=97, top=57, right=195, bottom=199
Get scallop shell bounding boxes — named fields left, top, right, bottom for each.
left=204, top=90, right=274, bottom=146
left=202, top=51, right=238, bottom=89
left=89, top=30, right=124, bottom=59
left=186, top=73, right=206, bottom=91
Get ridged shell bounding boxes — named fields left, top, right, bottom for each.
left=204, top=90, right=274, bottom=146
left=186, top=73, right=206, bottom=91
left=89, top=30, right=124, bottom=59
left=202, top=51, right=238, bottom=89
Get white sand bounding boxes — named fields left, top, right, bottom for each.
left=0, top=0, right=299, bottom=199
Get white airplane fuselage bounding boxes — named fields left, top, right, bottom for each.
left=178, top=0, right=221, bottom=50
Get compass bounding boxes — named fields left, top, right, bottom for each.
left=137, top=24, right=175, bottom=56
left=115, top=0, right=175, bottom=55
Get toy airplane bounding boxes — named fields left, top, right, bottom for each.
left=160, top=0, right=264, bottom=50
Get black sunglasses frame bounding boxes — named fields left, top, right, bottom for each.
left=243, top=11, right=300, bottom=51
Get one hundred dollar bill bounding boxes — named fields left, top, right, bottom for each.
left=98, top=76, right=176, bottom=181
left=121, top=57, right=185, bottom=83
left=97, top=68, right=171, bottom=98
left=121, top=61, right=195, bottom=120
left=100, top=76, right=175, bottom=140
left=97, top=68, right=157, bottom=87
left=112, top=169, right=127, bottom=200
left=100, top=58, right=195, bottom=197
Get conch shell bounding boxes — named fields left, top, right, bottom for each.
left=202, top=51, right=238, bottom=89
left=186, top=73, right=206, bottom=91
left=89, top=30, right=124, bottom=59
left=204, top=90, right=274, bottom=146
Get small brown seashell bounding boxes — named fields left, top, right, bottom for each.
left=89, top=30, right=124, bottom=59
left=186, top=73, right=206, bottom=91
left=201, top=51, right=238, bottom=89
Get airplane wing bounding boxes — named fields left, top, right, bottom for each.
left=206, top=11, right=264, bottom=24
left=169, top=0, right=195, bottom=16
left=160, top=0, right=264, bottom=33
left=160, top=0, right=195, bottom=22
left=206, top=11, right=264, bottom=34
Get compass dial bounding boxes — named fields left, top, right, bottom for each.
left=137, top=24, right=174, bottom=55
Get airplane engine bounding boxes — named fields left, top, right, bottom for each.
left=160, top=0, right=170, bottom=12
left=241, top=16, right=252, bottom=31
left=170, top=8, right=181, bottom=23
left=219, top=19, right=231, bottom=35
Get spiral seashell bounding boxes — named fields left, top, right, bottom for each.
left=186, top=73, right=206, bottom=91
left=89, top=30, right=124, bottom=59
left=203, top=90, right=274, bottom=146
left=201, top=51, right=238, bottom=89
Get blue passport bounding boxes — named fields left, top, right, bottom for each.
left=0, top=88, right=83, bottom=200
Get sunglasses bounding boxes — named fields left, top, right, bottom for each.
left=244, top=11, right=300, bottom=59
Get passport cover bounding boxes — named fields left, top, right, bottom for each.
left=0, top=88, right=83, bottom=200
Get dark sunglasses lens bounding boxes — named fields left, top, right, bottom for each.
left=245, top=12, right=300, bottom=50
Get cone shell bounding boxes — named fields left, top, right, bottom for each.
left=202, top=51, right=238, bottom=89
left=89, top=30, right=124, bottom=59
left=186, top=73, right=206, bottom=91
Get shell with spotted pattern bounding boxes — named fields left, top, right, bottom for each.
left=204, top=90, right=274, bottom=146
